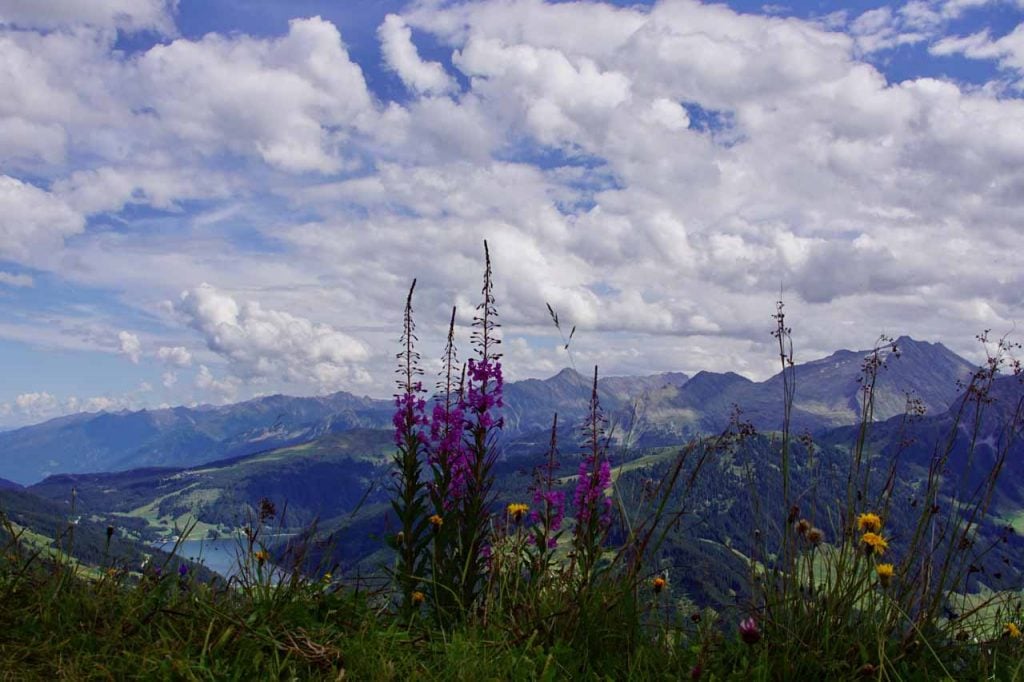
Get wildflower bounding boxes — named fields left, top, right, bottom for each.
left=507, top=503, right=529, bottom=523
left=254, top=549, right=270, bottom=566
left=574, top=452, right=612, bottom=526
left=795, top=518, right=811, bottom=536
left=861, top=532, right=889, bottom=556
left=322, top=572, right=332, bottom=584
left=105, top=567, right=118, bottom=578
left=429, top=514, right=443, bottom=530
left=178, top=564, right=188, bottom=577
left=411, top=591, right=425, bottom=606
left=857, top=512, right=883, bottom=534
left=738, top=617, right=761, bottom=644
left=652, top=576, right=667, bottom=594
left=806, top=527, right=825, bottom=546
left=876, top=563, right=894, bottom=587
left=1005, top=622, right=1022, bottom=639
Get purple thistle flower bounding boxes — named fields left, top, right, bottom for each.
left=739, top=617, right=762, bottom=644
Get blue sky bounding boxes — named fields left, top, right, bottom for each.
left=1, top=0, right=1023, bottom=428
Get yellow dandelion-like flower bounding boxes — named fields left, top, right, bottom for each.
left=652, top=576, right=667, bottom=594
left=861, top=532, right=889, bottom=556
left=322, top=572, right=332, bottom=584
left=1005, top=622, right=1022, bottom=639
left=876, top=563, right=894, bottom=587
left=411, top=591, right=425, bottom=606
left=857, top=513, right=883, bottom=534
left=254, top=549, right=270, bottom=565
left=507, top=503, right=529, bottom=523
left=429, top=514, right=443, bottom=530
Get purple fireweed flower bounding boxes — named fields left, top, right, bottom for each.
left=574, top=455, right=611, bottom=526
left=392, top=382, right=428, bottom=447
left=429, top=397, right=470, bottom=503
left=530, top=489, right=566, bottom=531
left=739, top=617, right=761, bottom=644
left=463, top=359, right=504, bottom=423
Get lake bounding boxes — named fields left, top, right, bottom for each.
left=154, top=536, right=248, bottom=577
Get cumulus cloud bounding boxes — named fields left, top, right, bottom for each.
left=13, top=391, right=59, bottom=417
left=0, top=0, right=178, bottom=34
left=379, top=14, right=457, bottom=95
left=117, top=330, right=141, bottom=364
left=0, top=176, right=84, bottom=263
left=136, top=17, right=372, bottom=173
left=177, top=284, right=371, bottom=391
left=195, top=364, right=240, bottom=402
left=156, top=345, right=192, bottom=367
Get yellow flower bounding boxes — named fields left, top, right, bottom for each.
left=105, top=567, right=118, bottom=578
left=1005, top=622, right=1022, bottom=639
left=861, top=532, right=889, bottom=556
left=652, top=576, right=667, bottom=594
left=411, top=591, right=425, bottom=606
left=322, top=572, right=332, bottom=584
left=254, top=549, right=270, bottom=565
left=876, top=563, right=894, bottom=587
left=507, top=503, right=529, bottom=523
left=429, top=514, right=443, bottom=530
left=857, top=513, right=883, bottom=534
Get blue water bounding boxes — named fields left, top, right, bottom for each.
left=155, top=537, right=247, bottom=577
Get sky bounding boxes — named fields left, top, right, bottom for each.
left=0, top=0, right=1023, bottom=428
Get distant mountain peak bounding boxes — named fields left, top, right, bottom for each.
left=551, top=367, right=586, bottom=381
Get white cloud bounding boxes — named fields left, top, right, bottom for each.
left=379, top=14, right=457, bottom=95
left=848, top=7, right=927, bottom=54
left=156, top=345, right=192, bottom=367
left=14, top=391, right=59, bottom=417
left=161, top=371, right=177, bottom=388
left=0, top=175, right=84, bottom=263
left=195, top=364, right=240, bottom=402
left=0, top=0, right=178, bottom=34
left=177, top=284, right=371, bottom=391
left=0, top=271, right=33, bottom=287
left=135, top=17, right=372, bottom=173
left=931, top=24, right=1024, bottom=75
left=117, top=330, right=141, bottom=364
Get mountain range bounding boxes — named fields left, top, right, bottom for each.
left=16, top=366, right=1024, bottom=597
left=4, top=334, right=1023, bottom=600
left=0, top=337, right=975, bottom=485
